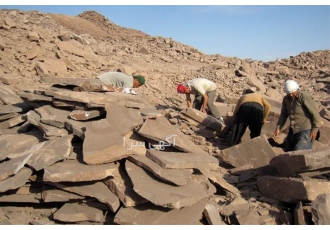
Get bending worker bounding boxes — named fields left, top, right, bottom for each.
left=229, top=89, right=271, bottom=146
left=96, top=71, right=145, bottom=88
left=177, top=78, right=223, bottom=122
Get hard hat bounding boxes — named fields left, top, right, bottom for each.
left=283, top=80, right=299, bottom=93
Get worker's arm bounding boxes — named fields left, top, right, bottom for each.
left=186, top=94, right=192, bottom=108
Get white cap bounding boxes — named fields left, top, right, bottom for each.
left=283, top=80, right=300, bottom=93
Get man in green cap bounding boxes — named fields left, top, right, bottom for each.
left=96, top=71, right=145, bottom=88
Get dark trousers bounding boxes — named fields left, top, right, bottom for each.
left=229, top=102, right=264, bottom=146
left=284, top=128, right=312, bottom=152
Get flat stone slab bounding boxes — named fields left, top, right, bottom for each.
left=0, top=74, right=25, bottom=85
left=43, top=160, right=118, bottom=182
left=128, top=155, right=193, bottom=186
left=125, top=160, right=210, bottom=209
left=35, top=105, right=71, bottom=128
left=204, top=202, right=226, bottom=225
left=137, top=116, right=208, bottom=155
left=18, top=92, right=53, bottom=102
left=52, top=90, right=145, bottom=108
left=199, top=168, right=241, bottom=198
left=270, top=146, right=330, bottom=177
left=53, top=100, right=86, bottom=110
left=0, top=167, right=33, bottom=193
left=257, top=176, right=330, bottom=203
left=0, top=112, right=18, bottom=122
left=105, top=103, right=143, bottom=136
left=27, top=110, right=69, bottom=139
left=64, top=119, right=91, bottom=139
left=45, top=181, right=120, bottom=213
left=69, top=109, right=105, bottom=121
left=146, top=149, right=219, bottom=170
left=0, top=133, right=41, bottom=160
left=103, top=162, right=148, bottom=207
left=311, top=193, right=330, bottom=225
left=53, top=202, right=105, bottom=223
left=0, top=114, right=26, bottom=129
left=82, top=119, right=135, bottom=165
left=0, top=153, right=32, bottom=181
left=0, top=184, right=41, bottom=203
left=0, top=85, right=24, bottom=104
left=219, top=135, right=276, bottom=168
left=318, top=124, right=330, bottom=145
left=41, top=77, right=104, bottom=86
left=41, top=186, right=85, bottom=202
left=0, top=103, right=32, bottom=115
left=181, top=107, right=225, bottom=131
left=114, top=198, right=208, bottom=225
left=26, top=135, right=74, bottom=171
left=52, top=90, right=113, bottom=107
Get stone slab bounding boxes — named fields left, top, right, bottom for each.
left=41, top=186, right=85, bottom=202
left=82, top=119, right=134, bottom=165
left=128, top=155, right=193, bottom=186
left=69, top=109, right=105, bottom=121
left=270, top=146, right=330, bottom=177
left=26, top=135, right=73, bottom=171
left=0, top=153, right=32, bottom=181
left=311, top=193, right=330, bottom=225
left=0, top=85, right=24, bottom=104
left=45, top=181, right=120, bottom=213
left=125, top=160, right=209, bottom=209
left=0, top=167, right=33, bottom=193
left=43, top=160, right=118, bottom=182
left=27, top=110, right=69, bottom=139
left=53, top=202, right=105, bottom=223
left=18, top=92, right=53, bottom=102
left=181, top=107, right=225, bottom=131
left=219, top=135, right=276, bottom=168
left=105, top=103, right=143, bottom=136
left=114, top=198, right=208, bottom=225
left=103, top=162, right=148, bottom=207
left=257, top=176, right=330, bottom=203
left=0, top=133, right=43, bottom=160
left=137, top=116, right=208, bottom=155
left=204, top=202, right=226, bottom=225
left=146, top=149, right=219, bottom=170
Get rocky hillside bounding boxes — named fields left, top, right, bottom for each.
left=0, top=8, right=329, bottom=225
left=0, top=9, right=329, bottom=108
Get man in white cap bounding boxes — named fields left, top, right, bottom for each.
left=273, top=79, right=321, bottom=151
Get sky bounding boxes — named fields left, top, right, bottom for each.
left=1, top=1, right=329, bottom=62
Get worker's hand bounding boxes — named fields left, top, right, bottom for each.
left=263, top=120, right=270, bottom=124
left=273, top=128, right=280, bottom=139
left=310, top=132, right=317, bottom=141
left=202, top=107, right=207, bottom=114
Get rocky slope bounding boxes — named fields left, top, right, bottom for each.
left=0, top=8, right=329, bottom=225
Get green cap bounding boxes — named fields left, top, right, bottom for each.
left=134, top=75, right=145, bottom=85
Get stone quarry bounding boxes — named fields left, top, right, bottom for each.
left=0, top=8, right=329, bottom=225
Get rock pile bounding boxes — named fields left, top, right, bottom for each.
left=0, top=8, right=329, bottom=225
